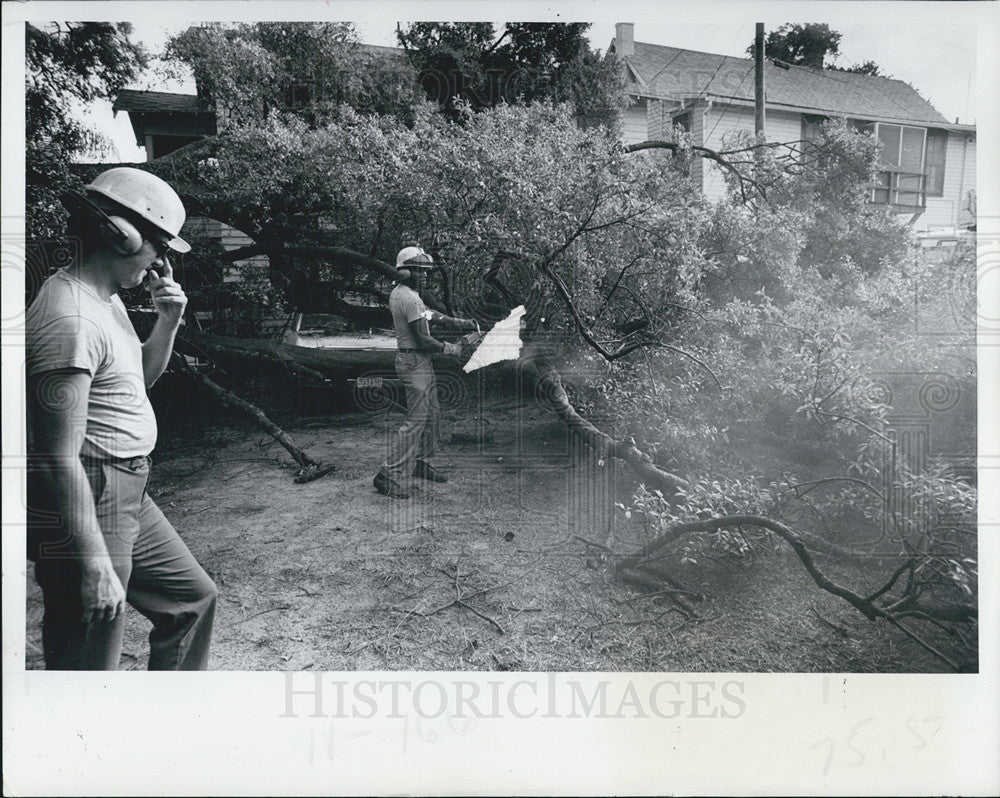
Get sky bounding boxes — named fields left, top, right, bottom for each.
left=78, top=9, right=981, bottom=163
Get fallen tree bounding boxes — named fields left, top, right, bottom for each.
left=118, top=103, right=972, bottom=670
left=163, top=233, right=975, bottom=670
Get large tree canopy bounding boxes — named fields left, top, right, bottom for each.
left=747, top=23, right=888, bottom=76
left=165, top=22, right=423, bottom=127
left=154, top=101, right=704, bottom=345
left=38, top=19, right=973, bottom=665
left=748, top=23, right=842, bottom=69
left=397, top=22, right=625, bottom=126
left=145, top=100, right=975, bottom=661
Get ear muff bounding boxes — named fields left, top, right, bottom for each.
left=102, top=215, right=144, bottom=255
left=397, top=268, right=412, bottom=280
left=61, top=190, right=147, bottom=256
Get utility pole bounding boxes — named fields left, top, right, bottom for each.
left=754, top=22, right=766, bottom=138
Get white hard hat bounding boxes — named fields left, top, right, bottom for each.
left=396, top=246, right=434, bottom=268
left=85, top=167, right=190, bottom=253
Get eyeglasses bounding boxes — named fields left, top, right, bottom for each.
left=146, top=236, right=171, bottom=258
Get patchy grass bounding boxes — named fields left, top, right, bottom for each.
left=25, top=405, right=975, bottom=672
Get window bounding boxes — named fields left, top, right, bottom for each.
left=151, top=135, right=204, bottom=160
left=899, top=126, right=924, bottom=171
left=801, top=114, right=827, bottom=144
left=866, top=123, right=926, bottom=171
left=800, top=115, right=829, bottom=165
left=859, top=122, right=930, bottom=208
left=924, top=129, right=948, bottom=197
left=672, top=110, right=692, bottom=133
left=876, top=124, right=900, bottom=166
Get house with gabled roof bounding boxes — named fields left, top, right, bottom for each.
left=610, top=23, right=977, bottom=233
left=112, top=89, right=217, bottom=159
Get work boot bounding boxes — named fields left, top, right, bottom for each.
left=413, top=461, right=448, bottom=483
left=374, top=472, right=410, bottom=498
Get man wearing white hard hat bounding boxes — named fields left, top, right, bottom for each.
left=374, top=246, right=479, bottom=499
left=26, top=167, right=218, bottom=669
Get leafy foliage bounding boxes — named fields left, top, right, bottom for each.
left=841, top=60, right=887, bottom=77
left=25, top=22, right=148, bottom=240
left=165, top=23, right=423, bottom=127
left=748, top=23, right=887, bottom=78
left=748, top=23, right=842, bottom=69
left=607, top=207, right=975, bottom=630
left=705, top=120, right=911, bottom=301
left=148, top=43, right=972, bottom=643
left=157, top=102, right=704, bottom=341
left=397, top=22, right=625, bottom=127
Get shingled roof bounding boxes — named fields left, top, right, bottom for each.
left=113, top=90, right=212, bottom=115
left=617, top=40, right=949, bottom=126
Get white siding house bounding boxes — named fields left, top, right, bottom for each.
left=922, top=130, right=976, bottom=230
left=622, top=100, right=648, bottom=144
left=700, top=105, right=803, bottom=203
left=610, top=23, right=977, bottom=234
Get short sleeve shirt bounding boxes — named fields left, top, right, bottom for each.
left=388, top=284, right=431, bottom=350
left=26, top=270, right=157, bottom=459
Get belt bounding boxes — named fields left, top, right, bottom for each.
left=82, top=454, right=150, bottom=469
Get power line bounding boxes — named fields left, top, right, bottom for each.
left=645, top=46, right=690, bottom=89
left=778, top=60, right=942, bottom=124
left=644, top=24, right=712, bottom=88
left=704, top=66, right=756, bottom=144
left=690, top=24, right=747, bottom=106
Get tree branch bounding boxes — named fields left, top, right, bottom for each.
left=221, top=243, right=267, bottom=263
left=169, top=353, right=335, bottom=483
left=278, top=243, right=401, bottom=281
left=523, top=358, right=688, bottom=496
left=865, top=558, right=915, bottom=603
left=789, top=476, right=887, bottom=505
left=813, top=409, right=894, bottom=446
left=537, top=258, right=656, bottom=362
left=652, top=342, right=723, bottom=389
left=625, top=139, right=768, bottom=201
left=616, top=514, right=963, bottom=670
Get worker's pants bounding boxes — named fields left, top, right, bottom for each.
left=380, top=351, right=440, bottom=482
left=29, top=456, right=218, bottom=670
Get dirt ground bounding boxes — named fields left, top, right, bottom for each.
left=24, top=401, right=974, bottom=672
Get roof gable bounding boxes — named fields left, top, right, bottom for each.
left=623, top=41, right=949, bottom=126
left=113, top=90, right=212, bottom=115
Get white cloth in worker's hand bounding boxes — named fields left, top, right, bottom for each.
left=463, top=305, right=526, bottom=373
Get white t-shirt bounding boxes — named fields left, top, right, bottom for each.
left=27, top=270, right=157, bottom=459
left=388, top=284, right=431, bottom=350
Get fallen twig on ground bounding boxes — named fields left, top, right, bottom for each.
left=810, top=602, right=853, bottom=637
left=402, top=560, right=508, bottom=636
left=573, top=535, right=616, bottom=555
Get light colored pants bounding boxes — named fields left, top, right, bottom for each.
left=380, top=351, right=440, bottom=482
left=29, top=456, right=218, bottom=670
